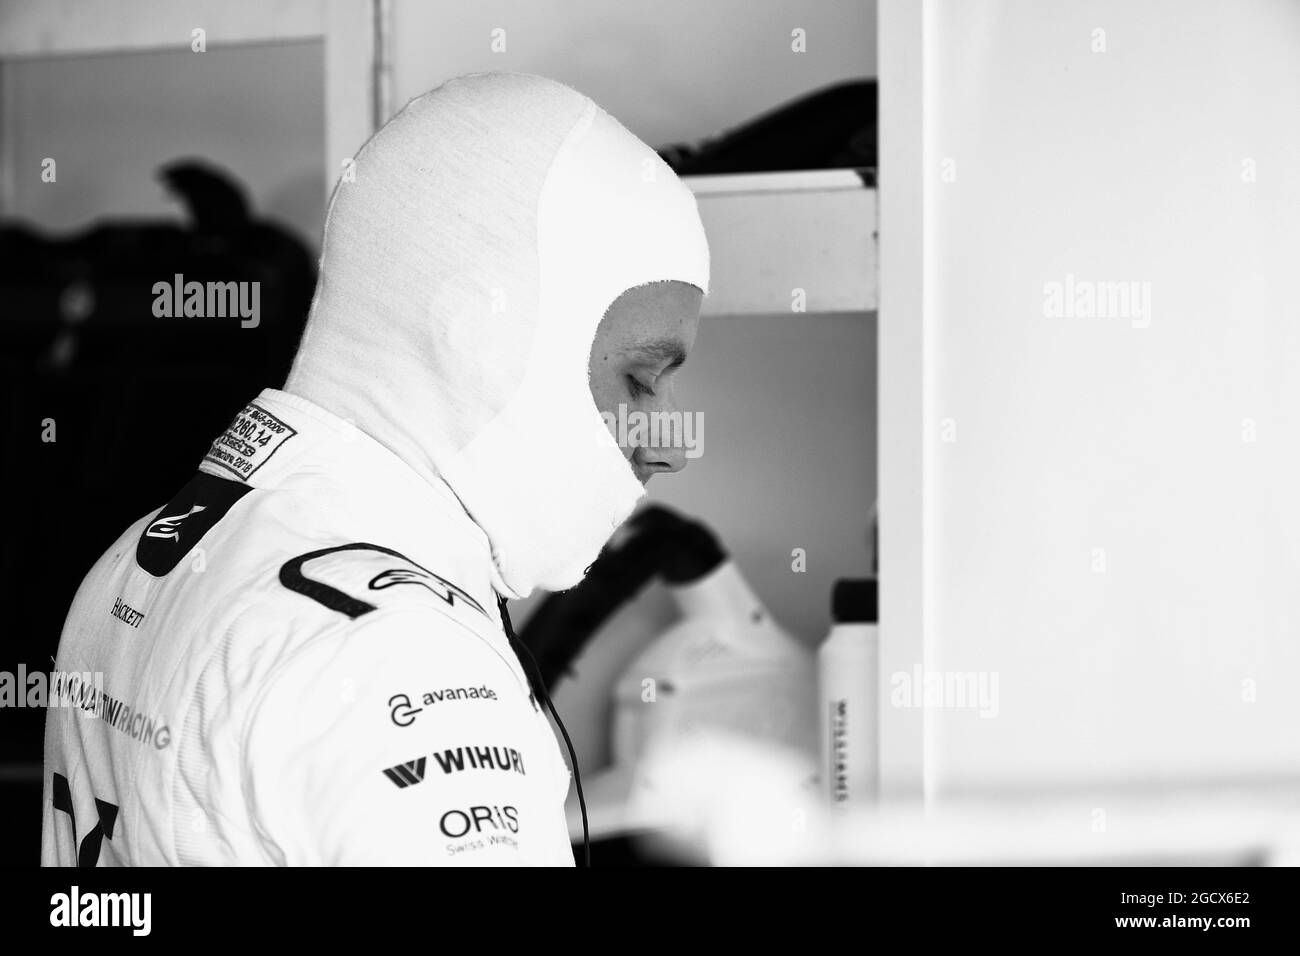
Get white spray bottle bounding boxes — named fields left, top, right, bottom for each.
left=817, top=578, right=878, bottom=807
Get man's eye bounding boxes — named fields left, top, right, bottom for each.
left=626, top=375, right=654, bottom=398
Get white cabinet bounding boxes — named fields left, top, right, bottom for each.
left=687, top=170, right=877, bottom=317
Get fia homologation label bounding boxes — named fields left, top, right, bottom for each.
left=202, top=403, right=297, bottom=480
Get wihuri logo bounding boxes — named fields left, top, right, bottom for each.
left=50, top=886, right=151, bottom=936
left=152, top=273, right=260, bottom=328
left=1042, top=273, right=1152, bottom=328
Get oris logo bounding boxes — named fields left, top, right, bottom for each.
left=440, top=805, right=519, bottom=838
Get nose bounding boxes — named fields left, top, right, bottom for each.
left=634, top=442, right=688, bottom=481
left=630, top=383, right=693, bottom=482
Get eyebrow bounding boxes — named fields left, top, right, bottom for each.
left=627, top=338, right=688, bottom=369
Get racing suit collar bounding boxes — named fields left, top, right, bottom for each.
left=200, top=387, right=505, bottom=613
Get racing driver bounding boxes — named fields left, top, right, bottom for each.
left=41, top=71, right=709, bottom=866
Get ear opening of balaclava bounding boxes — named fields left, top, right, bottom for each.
left=285, top=71, right=710, bottom=599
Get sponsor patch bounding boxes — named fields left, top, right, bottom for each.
left=109, top=597, right=146, bottom=629
left=388, top=686, right=498, bottom=725
left=440, top=805, right=520, bottom=837
left=135, top=472, right=253, bottom=577
left=202, top=402, right=297, bottom=480
left=382, top=758, right=427, bottom=789
left=49, top=672, right=172, bottom=750
left=431, top=744, right=525, bottom=776
left=384, top=746, right=524, bottom=787
left=439, top=805, right=522, bottom=856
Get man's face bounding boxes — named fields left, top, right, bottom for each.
left=588, top=280, right=703, bottom=485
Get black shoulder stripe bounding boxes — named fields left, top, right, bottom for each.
left=278, top=543, right=488, bottom=620
left=136, top=472, right=254, bottom=577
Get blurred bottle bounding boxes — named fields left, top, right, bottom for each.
left=818, top=578, right=878, bottom=806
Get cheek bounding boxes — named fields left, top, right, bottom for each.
left=588, top=360, right=617, bottom=416
left=588, top=353, right=641, bottom=461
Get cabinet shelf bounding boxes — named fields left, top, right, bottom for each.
left=686, top=168, right=877, bottom=317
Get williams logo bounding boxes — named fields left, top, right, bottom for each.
left=388, top=686, right=497, bottom=726
left=146, top=505, right=206, bottom=541
left=829, top=699, right=848, bottom=803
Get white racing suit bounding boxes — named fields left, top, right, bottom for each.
left=41, top=71, right=710, bottom=866
left=41, top=390, right=575, bottom=865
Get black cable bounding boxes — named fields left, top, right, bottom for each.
left=497, top=595, right=591, bottom=868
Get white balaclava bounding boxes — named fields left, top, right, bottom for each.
left=284, top=72, right=711, bottom=599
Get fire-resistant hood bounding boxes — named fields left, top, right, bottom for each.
left=284, top=71, right=711, bottom=598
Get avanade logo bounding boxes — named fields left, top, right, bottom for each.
left=389, top=686, right=497, bottom=726
left=50, top=886, right=151, bottom=936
